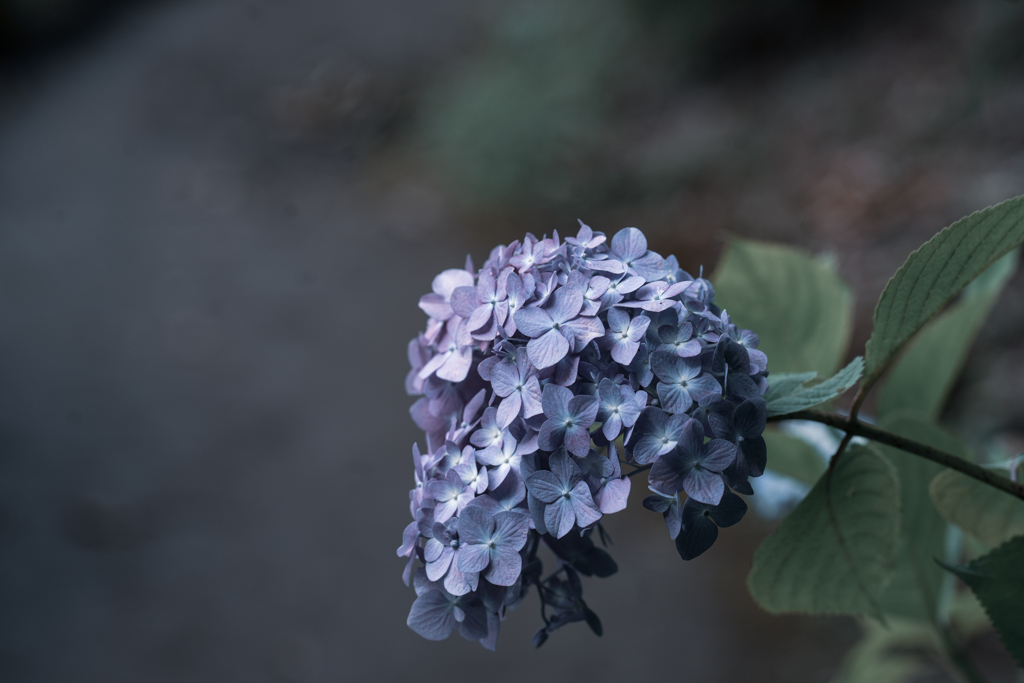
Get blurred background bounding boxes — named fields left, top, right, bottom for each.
left=1, top=0, right=1023, bottom=680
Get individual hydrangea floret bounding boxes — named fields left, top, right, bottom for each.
left=675, top=490, right=748, bottom=560
left=537, top=384, right=599, bottom=457
left=648, top=418, right=735, bottom=505
left=595, top=378, right=642, bottom=441
left=526, top=451, right=603, bottom=538
left=399, top=221, right=770, bottom=649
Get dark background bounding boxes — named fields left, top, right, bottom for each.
left=1, top=0, right=1023, bottom=680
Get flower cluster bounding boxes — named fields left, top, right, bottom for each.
left=399, top=223, right=769, bottom=649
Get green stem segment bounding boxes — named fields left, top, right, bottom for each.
left=768, top=409, right=1024, bottom=502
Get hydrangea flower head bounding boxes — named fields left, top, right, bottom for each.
left=399, top=222, right=769, bottom=648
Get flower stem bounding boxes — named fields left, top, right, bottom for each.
left=768, top=409, right=1024, bottom=502
left=625, top=464, right=651, bottom=478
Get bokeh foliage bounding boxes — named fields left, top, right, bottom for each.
left=713, top=197, right=1024, bottom=679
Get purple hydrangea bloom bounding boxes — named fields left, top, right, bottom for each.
left=450, top=269, right=508, bottom=343
left=400, top=222, right=770, bottom=648
left=627, top=407, right=690, bottom=465
left=525, top=451, right=602, bottom=538
left=648, top=419, right=736, bottom=505
left=537, top=384, right=600, bottom=457
left=491, top=348, right=543, bottom=428
left=643, top=490, right=683, bottom=539
left=650, top=351, right=721, bottom=414
left=709, top=397, right=768, bottom=495
left=457, top=506, right=530, bottom=586
left=675, top=490, right=747, bottom=560
left=476, top=430, right=524, bottom=489
left=599, top=307, right=651, bottom=365
left=578, top=443, right=631, bottom=514
left=595, top=378, right=642, bottom=441
left=407, top=583, right=489, bottom=642
left=617, top=281, right=691, bottom=312
left=656, top=314, right=702, bottom=358
left=426, top=469, right=475, bottom=524
left=514, top=283, right=604, bottom=369
left=606, top=227, right=671, bottom=281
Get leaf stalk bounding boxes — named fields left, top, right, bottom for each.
left=768, top=409, right=1024, bottom=502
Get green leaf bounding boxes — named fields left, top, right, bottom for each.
left=875, top=414, right=970, bottom=623
left=948, top=589, right=991, bottom=639
left=747, top=444, right=900, bottom=618
left=929, top=469, right=1024, bottom=549
left=940, top=535, right=1024, bottom=667
left=877, top=251, right=1018, bottom=418
left=765, top=371, right=819, bottom=398
left=762, top=429, right=826, bottom=485
left=764, top=357, right=864, bottom=417
left=713, top=238, right=854, bottom=377
left=864, top=195, right=1024, bottom=390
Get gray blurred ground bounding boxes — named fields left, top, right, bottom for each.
left=0, top=0, right=1022, bottom=681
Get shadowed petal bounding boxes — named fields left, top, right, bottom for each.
left=493, top=511, right=529, bottom=549
left=544, top=497, right=576, bottom=538
left=680, top=418, right=704, bottom=455
left=541, top=383, right=573, bottom=418
left=665, top=494, right=682, bottom=539
left=601, top=413, right=622, bottom=441
left=407, top=590, right=457, bottom=640
left=549, top=451, right=583, bottom=487
left=524, top=470, right=563, bottom=503
left=605, top=306, right=629, bottom=334
left=570, top=481, right=602, bottom=528
left=708, top=490, right=748, bottom=527
left=611, top=227, right=647, bottom=261
left=444, top=560, right=478, bottom=596
left=611, top=338, right=641, bottom=365
left=538, top=421, right=567, bottom=452
left=528, top=329, right=570, bottom=369
left=648, top=449, right=691, bottom=494
left=567, top=395, right=599, bottom=425
left=490, top=360, right=520, bottom=397
left=735, top=398, right=767, bottom=438
left=595, top=477, right=630, bottom=514
left=688, top=374, right=723, bottom=404
left=424, top=537, right=445, bottom=563
left=550, top=354, right=580, bottom=386
left=458, top=543, right=492, bottom=573
left=437, top=346, right=472, bottom=382
left=466, top=304, right=493, bottom=332
left=740, top=436, right=767, bottom=477
left=397, top=521, right=418, bottom=557
left=514, top=307, right=554, bottom=338
left=419, top=293, right=453, bottom=321
left=700, top=439, right=737, bottom=472
left=562, top=316, right=605, bottom=349
left=496, top=392, right=522, bottom=429
left=484, top=545, right=523, bottom=586
left=632, top=252, right=672, bottom=281
left=450, top=286, right=479, bottom=318
left=548, top=282, right=584, bottom=323
left=426, top=547, right=454, bottom=581
left=458, top=505, right=496, bottom=544
left=683, top=468, right=725, bottom=505
left=563, top=425, right=592, bottom=457
left=528, top=491, right=548, bottom=534
left=657, top=383, right=693, bottom=414
left=521, top=376, right=543, bottom=417
left=675, top=511, right=718, bottom=561
left=455, top=601, right=489, bottom=641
